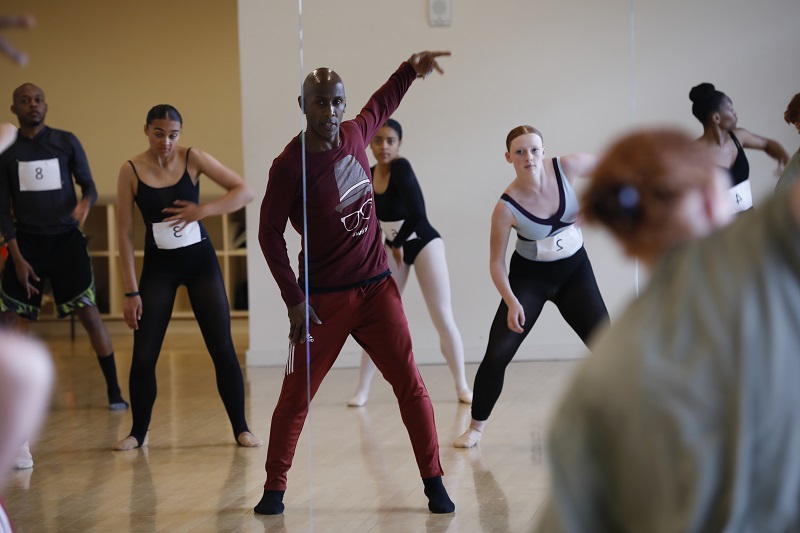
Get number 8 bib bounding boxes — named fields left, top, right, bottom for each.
left=18, top=159, right=62, bottom=192
left=152, top=220, right=202, bottom=250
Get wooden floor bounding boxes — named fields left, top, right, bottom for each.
left=3, top=321, right=579, bottom=532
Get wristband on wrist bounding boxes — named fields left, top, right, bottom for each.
left=124, top=291, right=140, bottom=297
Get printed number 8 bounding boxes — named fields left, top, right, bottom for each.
left=35, top=167, right=43, bottom=180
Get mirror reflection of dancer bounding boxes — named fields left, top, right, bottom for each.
left=776, top=93, right=800, bottom=192
left=454, top=126, right=609, bottom=449
left=690, top=82, right=789, bottom=213
left=256, top=51, right=455, bottom=515
left=537, top=128, right=800, bottom=532
left=0, top=84, right=129, bottom=473
left=347, top=118, right=472, bottom=407
left=112, top=105, right=261, bottom=451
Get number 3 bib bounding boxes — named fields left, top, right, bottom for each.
left=379, top=219, right=418, bottom=242
left=18, top=159, right=62, bottom=192
left=152, top=220, right=202, bottom=250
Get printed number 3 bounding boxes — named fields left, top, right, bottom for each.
left=173, top=226, right=182, bottom=238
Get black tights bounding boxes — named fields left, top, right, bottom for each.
left=471, top=248, right=609, bottom=421
left=128, top=240, right=249, bottom=445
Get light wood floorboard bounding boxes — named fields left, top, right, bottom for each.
left=4, top=321, right=579, bottom=532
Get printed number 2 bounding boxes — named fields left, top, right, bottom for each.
left=173, top=226, right=183, bottom=238
left=35, top=167, right=44, bottom=180
left=736, top=194, right=742, bottom=204
left=556, top=238, right=563, bottom=251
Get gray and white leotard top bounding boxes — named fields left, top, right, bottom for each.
left=500, top=157, right=583, bottom=262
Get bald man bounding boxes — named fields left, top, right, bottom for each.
left=0, top=84, right=127, bottom=419
left=257, top=51, right=454, bottom=515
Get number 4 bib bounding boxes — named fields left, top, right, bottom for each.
left=18, top=159, right=62, bottom=192
left=729, top=179, right=753, bottom=213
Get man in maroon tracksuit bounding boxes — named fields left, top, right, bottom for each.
left=256, top=50, right=454, bottom=515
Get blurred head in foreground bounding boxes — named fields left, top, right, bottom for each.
left=582, top=128, right=734, bottom=266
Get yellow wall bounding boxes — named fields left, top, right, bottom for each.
left=0, top=0, right=241, bottom=197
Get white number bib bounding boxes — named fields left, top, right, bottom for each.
left=380, top=219, right=417, bottom=243
left=18, top=159, right=62, bottom=192
left=729, top=179, right=753, bottom=213
left=536, top=225, right=583, bottom=262
left=152, top=220, right=202, bottom=250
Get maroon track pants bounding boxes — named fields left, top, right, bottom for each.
left=263, top=276, right=443, bottom=490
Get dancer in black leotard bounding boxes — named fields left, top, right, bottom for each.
left=347, top=119, right=471, bottom=407
left=690, top=83, right=789, bottom=212
left=454, top=125, right=608, bottom=448
left=112, top=105, right=261, bottom=451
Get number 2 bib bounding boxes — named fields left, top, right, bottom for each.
left=152, top=220, right=202, bottom=250
left=18, top=159, right=62, bottom=192
left=535, top=225, right=583, bottom=262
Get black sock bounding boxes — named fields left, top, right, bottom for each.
left=254, top=489, right=285, bottom=515
left=97, top=353, right=127, bottom=408
left=423, top=476, right=455, bottom=514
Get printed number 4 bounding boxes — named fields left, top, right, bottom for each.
left=736, top=194, right=742, bottom=204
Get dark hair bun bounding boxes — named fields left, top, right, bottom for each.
left=689, top=83, right=726, bottom=123
left=689, top=82, right=716, bottom=103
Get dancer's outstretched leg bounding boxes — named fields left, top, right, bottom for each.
left=423, top=475, right=455, bottom=513
left=346, top=245, right=410, bottom=407
left=415, top=239, right=471, bottom=403
left=354, top=277, right=453, bottom=513
left=259, top=290, right=352, bottom=513
left=455, top=265, right=548, bottom=448
left=237, top=432, right=262, bottom=447
left=188, top=249, right=261, bottom=447
left=76, top=306, right=128, bottom=410
left=454, top=419, right=486, bottom=448
left=112, top=270, right=176, bottom=451
left=254, top=490, right=285, bottom=515
left=112, top=431, right=149, bottom=451
left=347, top=351, right=378, bottom=407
